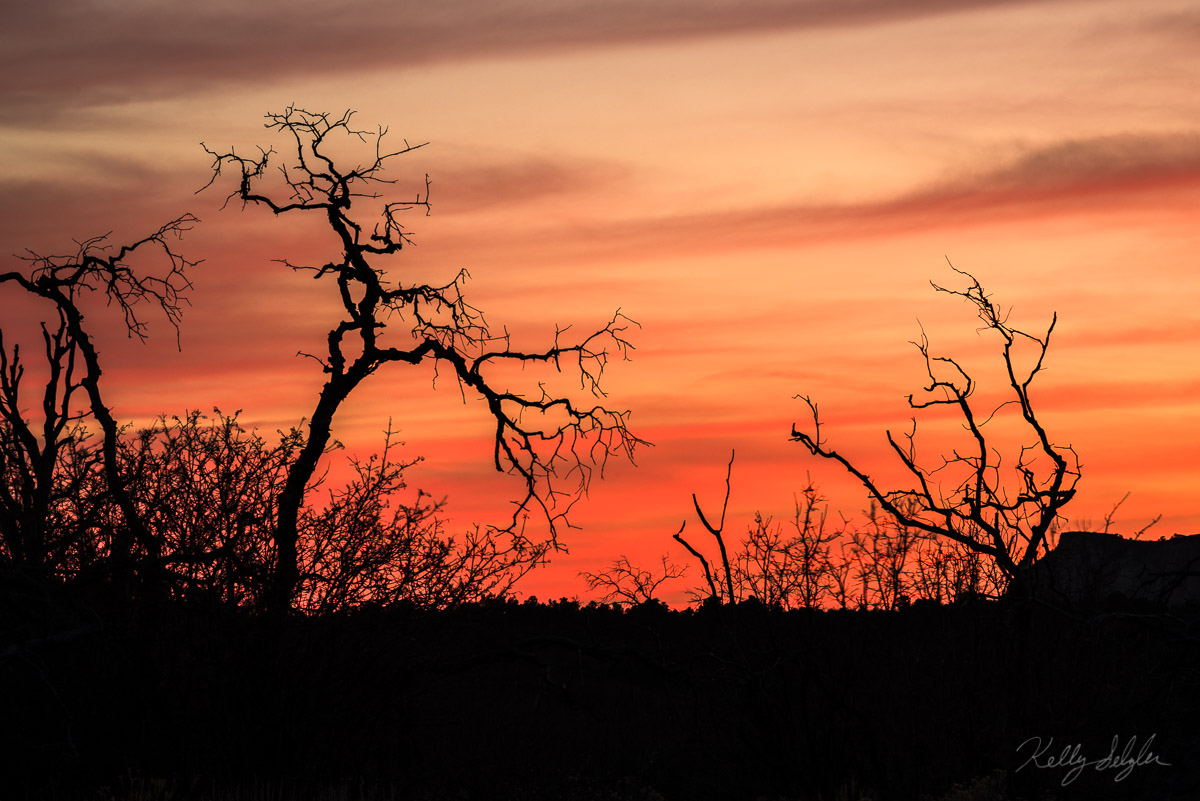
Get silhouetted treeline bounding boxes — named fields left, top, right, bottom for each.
left=5, top=581, right=1198, bottom=800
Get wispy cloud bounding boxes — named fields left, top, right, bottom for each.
left=430, top=155, right=627, bottom=214
left=951, top=133, right=1200, bottom=196
left=2, top=0, right=1072, bottom=123
left=427, top=131, right=1200, bottom=265
left=811, top=131, right=1200, bottom=235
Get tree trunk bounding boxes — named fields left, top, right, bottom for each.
left=266, top=373, right=358, bottom=614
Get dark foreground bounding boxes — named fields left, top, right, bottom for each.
left=4, top=581, right=1199, bottom=800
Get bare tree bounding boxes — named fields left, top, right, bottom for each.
left=117, top=409, right=300, bottom=607
left=909, top=532, right=1008, bottom=604
left=734, top=512, right=793, bottom=606
left=1100, top=491, right=1162, bottom=538
left=664, top=451, right=1008, bottom=611
left=202, top=108, right=643, bottom=612
left=840, top=501, right=923, bottom=610
left=581, top=554, right=687, bottom=607
left=295, top=423, right=546, bottom=614
left=788, top=483, right=843, bottom=608
left=825, top=539, right=856, bottom=610
left=0, top=310, right=86, bottom=573
left=672, top=454, right=848, bottom=609
left=730, top=481, right=843, bottom=610
left=791, top=268, right=1079, bottom=596
left=0, top=217, right=198, bottom=590
left=674, top=451, right=738, bottom=604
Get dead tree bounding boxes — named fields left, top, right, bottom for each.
left=674, top=450, right=737, bottom=604
left=0, top=310, right=89, bottom=573
left=673, top=454, right=849, bottom=609
left=791, top=268, right=1079, bottom=595
left=581, top=554, right=687, bottom=607
left=843, top=501, right=922, bottom=610
left=0, top=217, right=198, bottom=587
left=731, top=481, right=843, bottom=610
left=202, top=108, right=643, bottom=612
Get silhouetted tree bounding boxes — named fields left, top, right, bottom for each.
left=116, top=409, right=298, bottom=607
left=670, top=454, right=850, bottom=609
left=817, top=539, right=850, bottom=610
left=581, top=554, right=687, bottom=607
left=842, top=500, right=922, bottom=610
left=294, top=423, right=543, bottom=613
left=910, top=529, right=1007, bottom=604
left=791, top=268, right=1079, bottom=596
left=202, top=108, right=643, bottom=612
left=0, top=311, right=87, bottom=574
left=657, top=451, right=1008, bottom=610
left=732, top=481, right=844, bottom=609
left=674, top=451, right=737, bottom=603
left=0, top=217, right=197, bottom=591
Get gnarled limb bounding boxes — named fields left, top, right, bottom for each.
left=1, top=215, right=198, bottom=587
left=203, top=107, right=644, bottom=612
left=791, top=268, right=1079, bottom=589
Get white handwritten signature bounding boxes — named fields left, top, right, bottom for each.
left=1015, top=735, right=1171, bottom=786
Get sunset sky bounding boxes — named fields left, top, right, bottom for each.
left=3, top=0, right=1200, bottom=603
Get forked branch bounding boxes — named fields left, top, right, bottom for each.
left=790, top=269, right=1079, bottom=588
left=202, top=107, right=644, bottom=611
left=0, top=215, right=199, bottom=585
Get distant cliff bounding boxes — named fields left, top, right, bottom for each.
left=1034, top=530, right=1200, bottom=607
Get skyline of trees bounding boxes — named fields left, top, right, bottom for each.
left=0, top=108, right=1178, bottom=614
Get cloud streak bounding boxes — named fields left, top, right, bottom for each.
left=3, top=0, right=1076, bottom=124
left=428, top=130, right=1200, bottom=265
left=430, top=155, right=627, bottom=215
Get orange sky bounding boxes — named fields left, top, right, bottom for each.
left=3, top=0, right=1200, bottom=604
